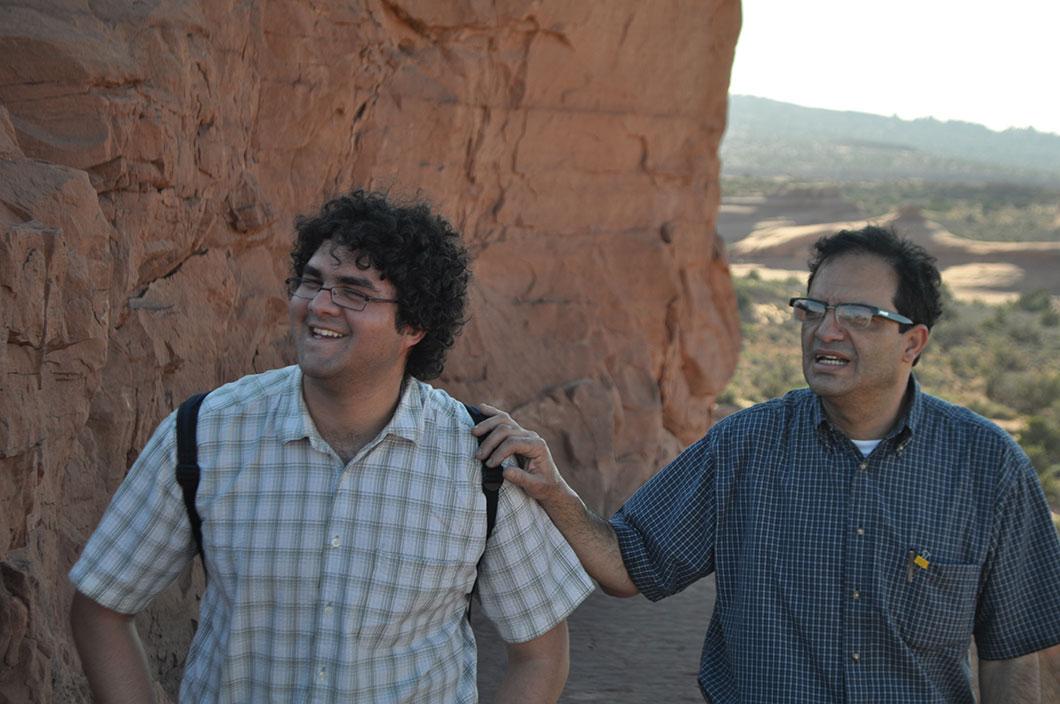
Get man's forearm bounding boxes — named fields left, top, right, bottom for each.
left=979, top=653, right=1041, bottom=704
left=540, top=489, right=638, bottom=597
left=70, top=591, right=156, bottom=704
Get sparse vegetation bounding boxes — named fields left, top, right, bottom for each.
left=722, top=176, right=1060, bottom=243
left=722, top=274, right=1060, bottom=509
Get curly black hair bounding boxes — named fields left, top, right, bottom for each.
left=290, top=190, right=470, bottom=380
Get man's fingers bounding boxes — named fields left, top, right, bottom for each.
left=502, top=463, right=529, bottom=484
left=502, top=464, right=537, bottom=490
left=469, top=403, right=513, bottom=437
left=473, top=421, right=522, bottom=460
left=483, top=434, right=545, bottom=469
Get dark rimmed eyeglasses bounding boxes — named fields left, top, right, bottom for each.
left=286, top=277, right=398, bottom=312
left=788, top=297, right=915, bottom=330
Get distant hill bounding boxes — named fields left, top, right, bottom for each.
left=721, top=96, right=1060, bottom=186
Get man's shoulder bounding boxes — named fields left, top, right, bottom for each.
left=916, top=392, right=1033, bottom=484
left=712, top=388, right=813, bottom=437
left=197, top=365, right=299, bottom=417
left=412, top=378, right=475, bottom=429
left=918, top=392, right=1020, bottom=448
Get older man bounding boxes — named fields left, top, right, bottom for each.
left=477, top=226, right=1060, bottom=703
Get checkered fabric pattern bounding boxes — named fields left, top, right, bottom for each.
left=71, top=366, right=593, bottom=703
left=611, top=380, right=1060, bottom=703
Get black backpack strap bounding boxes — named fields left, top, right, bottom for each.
left=463, top=404, right=503, bottom=538
left=463, top=403, right=504, bottom=539
left=176, top=392, right=209, bottom=578
left=463, top=403, right=504, bottom=618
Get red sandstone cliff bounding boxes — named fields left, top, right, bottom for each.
left=0, top=2, right=741, bottom=700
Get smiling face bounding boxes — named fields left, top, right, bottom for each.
left=289, top=242, right=423, bottom=395
left=801, top=252, right=926, bottom=420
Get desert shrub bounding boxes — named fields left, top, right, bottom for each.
left=1017, top=289, right=1053, bottom=313
left=1018, top=402, right=1060, bottom=508
left=986, top=371, right=1060, bottom=415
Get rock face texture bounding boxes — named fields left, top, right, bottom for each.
left=0, top=1, right=740, bottom=700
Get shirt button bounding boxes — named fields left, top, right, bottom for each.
left=330, top=536, right=341, bottom=548
left=324, top=604, right=333, bottom=615
left=856, top=527, right=865, bottom=536
left=858, top=461, right=869, bottom=471
left=852, top=590, right=860, bottom=600
left=318, top=666, right=327, bottom=680
left=852, top=652, right=860, bottom=663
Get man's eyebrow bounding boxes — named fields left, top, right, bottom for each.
left=303, top=264, right=378, bottom=291
left=335, top=274, right=378, bottom=291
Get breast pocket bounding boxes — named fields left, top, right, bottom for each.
left=357, top=548, right=477, bottom=640
left=892, top=559, right=981, bottom=650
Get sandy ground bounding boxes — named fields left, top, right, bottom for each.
left=474, top=574, right=1060, bottom=702
left=719, top=195, right=1060, bottom=305
left=728, top=262, right=1025, bottom=304
left=474, top=578, right=716, bottom=702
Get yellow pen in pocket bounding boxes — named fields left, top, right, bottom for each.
left=906, top=548, right=930, bottom=582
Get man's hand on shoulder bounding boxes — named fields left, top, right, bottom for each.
left=470, top=404, right=575, bottom=507
left=469, top=404, right=638, bottom=597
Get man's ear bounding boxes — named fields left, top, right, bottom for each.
left=401, top=326, right=426, bottom=348
left=902, top=324, right=930, bottom=364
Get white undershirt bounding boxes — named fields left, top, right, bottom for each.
left=851, top=438, right=882, bottom=457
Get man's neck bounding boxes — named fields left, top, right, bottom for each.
left=301, top=371, right=407, bottom=462
left=821, top=379, right=911, bottom=441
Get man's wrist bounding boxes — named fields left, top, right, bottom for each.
left=539, top=482, right=591, bottom=524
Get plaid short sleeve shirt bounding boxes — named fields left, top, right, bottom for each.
left=611, top=381, right=1060, bottom=703
left=70, top=366, right=593, bottom=703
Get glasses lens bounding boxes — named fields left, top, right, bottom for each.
left=793, top=299, right=825, bottom=321
left=836, top=304, right=874, bottom=328
left=331, top=287, right=368, bottom=311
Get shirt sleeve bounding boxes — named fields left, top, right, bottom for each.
left=609, top=435, right=716, bottom=602
left=973, top=449, right=1060, bottom=659
left=475, top=477, right=595, bottom=643
left=69, top=411, right=197, bottom=614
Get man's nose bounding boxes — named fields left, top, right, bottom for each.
left=308, top=287, right=341, bottom=314
left=814, top=307, right=846, bottom=340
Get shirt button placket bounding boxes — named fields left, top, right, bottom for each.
left=846, top=455, right=871, bottom=699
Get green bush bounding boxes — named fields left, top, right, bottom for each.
left=986, top=371, right=1060, bottom=415
left=1017, top=289, right=1053, bottom=313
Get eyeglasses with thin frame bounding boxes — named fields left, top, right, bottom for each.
left=286, top=276, right=399, bottom=312
left=788, top=297, right=915, bottom=330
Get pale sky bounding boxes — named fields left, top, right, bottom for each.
left=730, top=0, right=1060, bottom=135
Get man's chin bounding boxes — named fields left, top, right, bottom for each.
left=806, top=372, right=850, bottom=398
left=297, top=354, right=342, bottom=381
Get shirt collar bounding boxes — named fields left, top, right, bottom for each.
left=386, top=377, right=425, bottom=444
left=276, top=366, right=314, bottom=444
left=275, top=367, right=425, bottom=447
left=812, top=375, right=921, bottom=451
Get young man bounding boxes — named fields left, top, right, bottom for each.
left=70, top=190, right=593, bottom=703
left=477, top=226, right=1060, bottom=703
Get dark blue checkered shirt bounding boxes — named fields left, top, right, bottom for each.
left=611, top=381, right=1060, bottom=703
